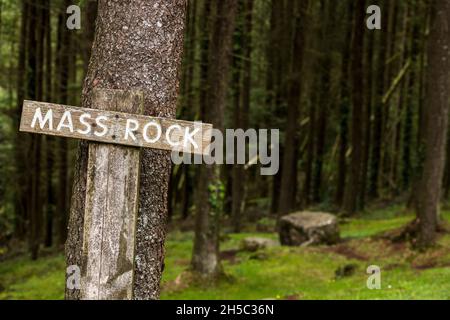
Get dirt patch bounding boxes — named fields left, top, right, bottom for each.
left=411, top=248, right=450, bottom=270
left=161, top=270, right=195, bottom=293
left=412, top=261, right=438, bottom=270
left=174, top=258, right=190, bottom=266
left=383, top=263, right=404, bottom=270
left=389, top=241, right=407, bottom=253
left=326, top=244, right=369, bottom=261
left=220, top=249, right=240, bottom=264
left=283, top=292, right=303, bottom=300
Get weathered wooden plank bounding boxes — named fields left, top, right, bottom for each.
left=81, top=89, right=143, bottom=300
left=19, top=99, right=212, bottom=155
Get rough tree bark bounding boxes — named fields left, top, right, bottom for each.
left=82, top=0, right=98, bottom=74
left=65, top=0, right=186, bottom=300
left=414, top=0, right=450, bottom=248
left=192, top=0, right=238, bottom=278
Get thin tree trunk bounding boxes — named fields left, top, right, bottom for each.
left=173, top=0, right=197, bottom=222
left=303, top=93, right=316, bottom=207
left=360, top=17, right=374, bottom=209
left=391, top=4, right=410, bottom=193
left=268, top=0, right=283, bottom=215
left=313, top=0, right=333, bottom=204
left=369, top=0, right=389, bottom=198
left=231, top=6, right=243, bottom=231
left=182, top=165, right=191, bottom=220
left=0, top=0, right=2, bottom=38
left=27, top=0, right=43, bottom=260
left=335, top=0, right=353, bottom=208
left=14, top=0, right=29, bottom=240
left=343, top=0, right=365, bottom=215
left=44, top=0, right=54, bottom=247
left=192, top=0, right=238, bottom=278
left=56, top=1, right=71, bottom=246
left=405, top=1, right=426, bottom=202
left=232, top=0, right=253, bottom=232
left=278, top=0, right=308, bottom=215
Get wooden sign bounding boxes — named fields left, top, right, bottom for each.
left=19, top=89, right=212, bottom=300
left=81, top=90, right=142, bottom=300
left=20, top=100, right=212, bottom=155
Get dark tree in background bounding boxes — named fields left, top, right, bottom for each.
left=278, top=0, right=308, bottom=216
left=192, top=0, right=238, bottom=279
left=231, top=0, right=253, bottom=233
left=414, top=0, right=450, bottom=248
left=343, top=0, right=365, bottom=215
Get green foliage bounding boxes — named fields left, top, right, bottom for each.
left=0, top=255, right=65, bottom=300
left=208, top=179, right=226, bottom=214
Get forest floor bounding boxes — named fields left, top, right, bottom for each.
left=1, top=206, right=450, bottom=300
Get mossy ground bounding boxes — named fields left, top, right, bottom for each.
left=1, top=206, right=449, bottom=300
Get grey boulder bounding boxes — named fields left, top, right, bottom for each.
left=279, top=212, right=340, bottom=246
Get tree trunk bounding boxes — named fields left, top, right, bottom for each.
left=303, top=92, right=316, bottom=207
left=267, top=0, right=284, bottom=215
left=27, top=0, right=42, bottom=260
left=369, top=0, right=389, bottom=199
left=278, top=0, right=308, bottom=215
left=14, top=0, right=30, bottom=240
left=44, top=0, right=54, bottom=248
left=360, top=15, right=374, bottom=209
left=0, top=0, right=2, bottom=38
left=65, top=0, right=186, bottom=300
left=313, top=0, right=333, bottom=204
left=414, top=0, right=450, bottom=248
left=192, top=0, right=237, bottom=278
left=232, top=0, right=253, bottom=232
left=403, top=1, right=421, bottom=191
left=56, top=0, right=71, bottom=246
left=231, top=7, right=243, bottom=231
left=335, top=0, right=353, bottom=208
left=343, top=0, right=365, bottom=215
left=391, top=5, right=410, bottom=195
left=82, top=0, right=98, bottom=74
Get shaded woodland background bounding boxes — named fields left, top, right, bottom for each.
left=1, top=0, right=450, bottom=298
